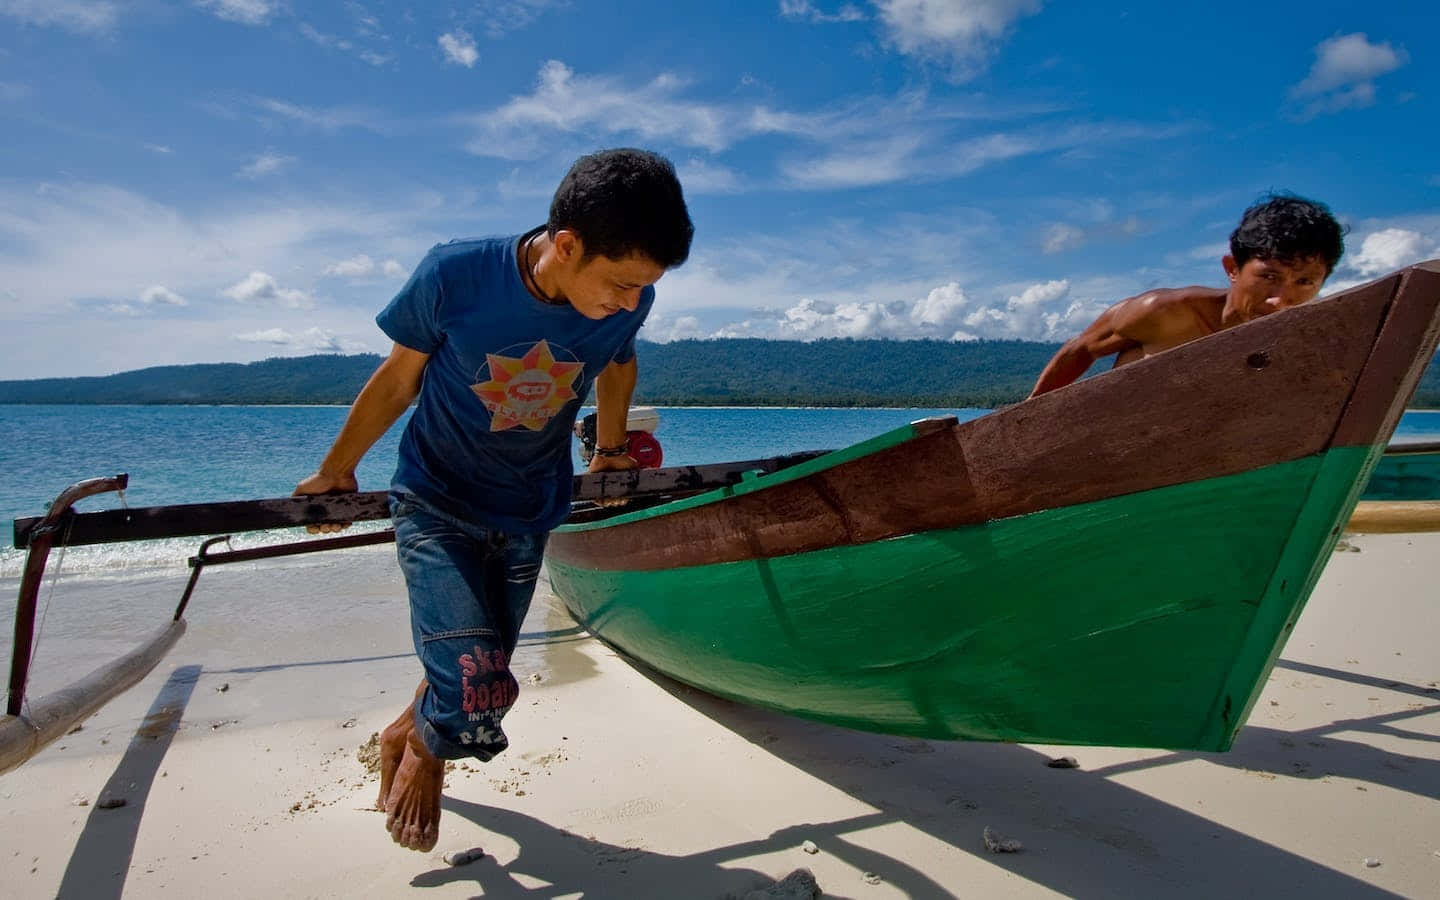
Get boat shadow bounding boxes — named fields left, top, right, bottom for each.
left=1086, top=661, right=1440, bottom=798
left=53, top=664, right=202, bottom=900
left=416, top=799, right=860, bottom=899
left=620, top=658, right=1425, bottom=899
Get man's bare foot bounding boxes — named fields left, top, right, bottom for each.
left=376, top=681, right=428, bottom=810
left=385, top=730, right=445, bottom=852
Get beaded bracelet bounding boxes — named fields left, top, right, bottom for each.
left=593, top=441, right=630, bottom=457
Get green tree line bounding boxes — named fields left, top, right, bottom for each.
left=0, top=339, right=1435, bottom=408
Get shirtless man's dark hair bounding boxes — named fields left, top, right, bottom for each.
left=1029, top=194, right=1346, bottom=398
left=1230, top=194, right=1344, bottom=273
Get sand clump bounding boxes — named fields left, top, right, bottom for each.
left=356, top=733, right=382, bottom=775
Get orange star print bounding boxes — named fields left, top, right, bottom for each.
left=471, top=340, right=584, bottom=431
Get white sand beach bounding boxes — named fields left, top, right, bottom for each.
left=2, top=531, right=1437, bottom=898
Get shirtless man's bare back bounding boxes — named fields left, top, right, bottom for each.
left=1029, top=194, right=1344, bottom=398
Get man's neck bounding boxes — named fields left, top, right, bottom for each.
left=521, top=229, right=567, bottom=305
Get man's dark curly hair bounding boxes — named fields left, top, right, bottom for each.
left=1230, top=193, right=1346, bottom=274
left=548, top=148, right=694, bottom=269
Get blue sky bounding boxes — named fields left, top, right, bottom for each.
left=1, top=0, right=1436, bottom=379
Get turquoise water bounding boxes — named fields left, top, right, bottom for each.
left=1, top=403, right=1437, bottom=701
left=3, top=404, right=1439, bottom=547
left=0, top=405, right=985, bottom=544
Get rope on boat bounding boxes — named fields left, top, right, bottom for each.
left=23, top=515, right=75, bottom=720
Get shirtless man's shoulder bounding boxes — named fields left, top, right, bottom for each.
left=1109, top=285, right=1227, bottom=363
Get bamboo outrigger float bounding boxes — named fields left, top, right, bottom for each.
left=5, top=261, right=1439, bottom=772
left=545, top=261, right=1440, bottom=752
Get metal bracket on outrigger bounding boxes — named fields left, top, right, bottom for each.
left=173, top=528, right=398, bottom=621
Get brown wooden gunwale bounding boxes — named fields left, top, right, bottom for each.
left=548, top=264, right=1440, bottom=573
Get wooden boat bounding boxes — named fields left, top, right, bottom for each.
left=546, top=260, right=1440, bottom=752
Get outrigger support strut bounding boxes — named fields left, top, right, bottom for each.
left=173, top=529, right=398, bottom=621
left=7, top=474, right=130, bottom=717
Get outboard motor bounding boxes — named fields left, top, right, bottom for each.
left=574, top=406, right=663, bottom=468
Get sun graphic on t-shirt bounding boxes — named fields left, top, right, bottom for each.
left=471, top=339, right=584, bottom=432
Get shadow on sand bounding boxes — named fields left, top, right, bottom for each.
left=414, top=800, right=850, bottom=900
left=614, top=658, right=1431, bottom=899
left=55, top=665, right=202, bottom=900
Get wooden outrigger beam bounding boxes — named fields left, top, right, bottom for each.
left=2, top=450, right=829, bottom=772
left=12, top=452, right=829, bottom=549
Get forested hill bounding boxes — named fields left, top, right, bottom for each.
left=0, top=338, right=1436, bottom=407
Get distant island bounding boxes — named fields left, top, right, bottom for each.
left=1, top=338, right=1436, bottom=408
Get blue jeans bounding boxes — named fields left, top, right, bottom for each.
left=390, top=492, right=547, bottom=761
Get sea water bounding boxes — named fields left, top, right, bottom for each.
left=0, top=405, right=978, bottom=699
left=1, top=404, right=1438, bottom=701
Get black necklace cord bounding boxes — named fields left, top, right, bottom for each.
left=522, top=228, right=564, bottom=305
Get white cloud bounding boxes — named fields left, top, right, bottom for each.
left=235, top=326, right=365, bottom=353
left=438, top=30, right=479, bottom=68
left=1042, top=222, right=1084, bottom=254
left=1347, top=228, right=1436, bottom=277
left=910, top=281, right=970, bottom=328
left=781, top=134, right=928, bottom=189
left=299, top=22, right=392, bottom=66
left=691, top=277, right=1084, bottom=343
left=140, top=284, right=188, bottom=306
left=248, top=97, right=386, bottom=133
left=469, top=0, right=562, bottom=38
left=874, top=0, right=1043, bottom=80
left=469, top=61, right=740, bottom=157
left=779, top=0, right=865, bottom=24
left=0, top=180, right=450, bottom=376
left=1291, top=33, right=1407, bottom=117
left=0, top=0, right=117, bottom=32
left=237, top=152, right=294, bottom=179
left=145, top=143, right=173, bottom=154
left=463, top=60, right=1183, bottom=187
left=640, top=314, right=705, bottom=343
left=323, top=254, right=377, bottom=277
left=677, top=158, right=744, bottom=194
left=321, top=254, right=406, bottom=279
left=222, top=271, right=315, bottom=308
left=196, top=0, right=276, bottom=26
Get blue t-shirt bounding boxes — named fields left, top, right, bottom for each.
left=377, top=230, right=654, bottom=533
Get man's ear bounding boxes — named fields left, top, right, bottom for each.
left=552, top=229, right=584, bottom=264
left=1222, top=254, right=1239, bottom=281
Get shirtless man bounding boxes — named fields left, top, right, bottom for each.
left=1029, top=194, right=1345, bottom=397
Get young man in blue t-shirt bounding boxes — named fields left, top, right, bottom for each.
left=295, top=148, right=693, bottom=852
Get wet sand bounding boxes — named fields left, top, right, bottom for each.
left=1, top=532, right=1437, bottom=898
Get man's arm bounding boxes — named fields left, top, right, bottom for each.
left=589, top=356, right=638, bottom=473
left=294, top=344, right=429, bottom=529
left=1028, top=303, right=1140, bottom=398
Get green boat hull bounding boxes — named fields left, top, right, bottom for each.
left=548, top=261, right=1440, bottom=752
left=550, top=448, right=1371, bottom=751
